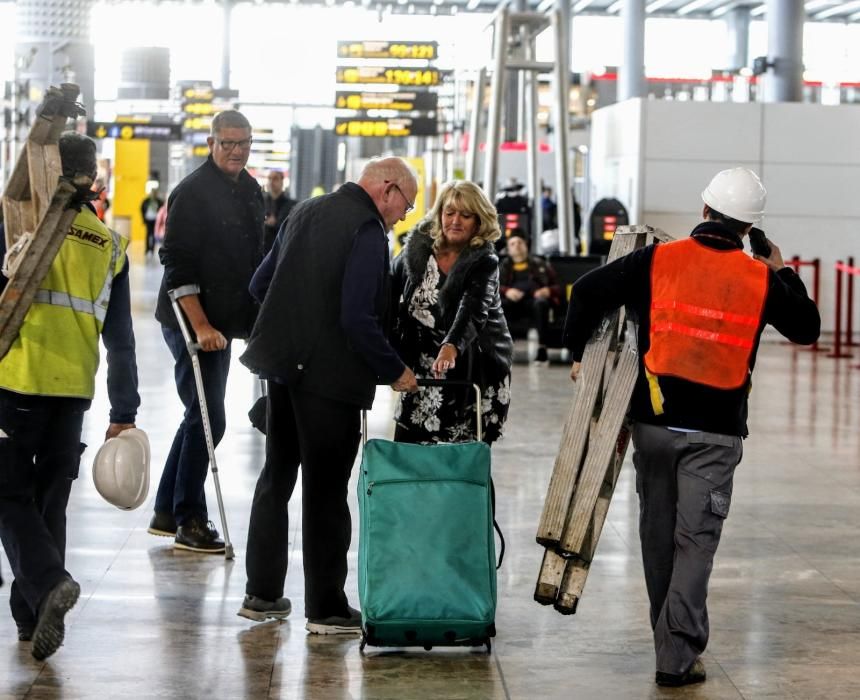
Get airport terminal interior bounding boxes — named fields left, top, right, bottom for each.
left=1, top=0, right=860, bottom=698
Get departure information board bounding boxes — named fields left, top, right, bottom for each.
left=335, top=117, right=438, bottom=138
left=335, top=91, right=438, bottom=112
left=337, top=41, right=438, bottom=60
left=336, top=66, right=451, bottom=87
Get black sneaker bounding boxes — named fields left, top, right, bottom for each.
left=147, top=511, right=177, bottom=537
left=237, top=595, right=292, bottom=622
left=656, top=658, right=707, bottom=687
left=306, top=606, right=362, bottom=635
left=534, top=346, right=549, bottom=363
left=31, top=576, right=80, bottom=660
left=174, top=517, right=225, bottom=554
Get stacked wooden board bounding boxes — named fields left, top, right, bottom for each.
left=534, top=225, right=672, bottom=614
left=1, top=83, right=87, bottom=360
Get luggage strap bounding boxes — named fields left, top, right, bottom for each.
left=491, top=478, right=505, bottom=570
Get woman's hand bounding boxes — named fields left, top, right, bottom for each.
left=432, top=343, right=458, bottom=378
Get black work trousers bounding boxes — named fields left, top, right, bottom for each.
left=0, top=389, right=86, bottom=630
left=244, top=381, right=361, bottom=619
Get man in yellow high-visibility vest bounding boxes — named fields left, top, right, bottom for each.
left=0, top=132, right=140, bottom=661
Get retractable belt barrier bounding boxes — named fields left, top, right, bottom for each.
left=829, top=258, right=860, bottom=360
left=787, top=257, right=825, bottom=353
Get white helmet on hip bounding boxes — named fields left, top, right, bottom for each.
left=92, top=428, right=150, bottom=510
left=701, top=167, right=766, bottom=224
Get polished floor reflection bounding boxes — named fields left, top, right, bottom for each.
left=1, top=257, right=859, bottom=699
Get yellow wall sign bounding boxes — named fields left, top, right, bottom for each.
left=337, top=41, right=438, bottom=60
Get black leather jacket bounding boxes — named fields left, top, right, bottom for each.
left=392, top=226, right=513, bottom=385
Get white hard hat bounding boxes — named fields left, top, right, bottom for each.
left=92, top=428, right=150, bottom=511
left=701, top=167, right=766, bottom=224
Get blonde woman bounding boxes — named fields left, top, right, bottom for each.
left=391, top=181, right=513, bottom=444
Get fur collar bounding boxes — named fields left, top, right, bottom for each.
left=402, top=223, right=497, bottom=313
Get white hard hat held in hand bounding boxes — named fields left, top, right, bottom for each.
left=701, top=167, right=767, bottom=224
left=92, top=428, right=151, bottom=510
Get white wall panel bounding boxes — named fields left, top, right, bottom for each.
left=763, top=103, right=860, bottom=165
left=764, top=164, right=860, bottom=218
left=643, top=159, right=761, bottom=215
left=643, top=101, right=762, bottom=162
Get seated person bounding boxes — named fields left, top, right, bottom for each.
left=499, top=229, right=562, bottom=362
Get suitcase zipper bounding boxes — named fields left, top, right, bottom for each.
left=366, top=478, right=486, bottom=495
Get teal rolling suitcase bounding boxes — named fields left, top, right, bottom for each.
left=358, top=381, right=497, bottom=652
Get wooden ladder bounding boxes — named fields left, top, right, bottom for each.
left=0, top=83, right=88, bottom=360
left=534, top=225, right=672, bottom=614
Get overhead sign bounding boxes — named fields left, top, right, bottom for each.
left=335, top=90, right=438, bottom=112
left=336, top=66, right=451, bottom=87
left=335, top=117, right=438, bottom=138
left=87, top=121, right=182, bottom=141
left=337, top=41, right=438, bottom=60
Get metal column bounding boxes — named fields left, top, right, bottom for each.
left=551, top=7, right=572, bottom=254
left=726, top=5, right=751, bottom=72
left=765, top=0, right=804, bottom=102
left=524, top=36, right=542, bottom=245
left=466, top=67, right=486, bottom=183
left=483, top=8, right=510, bottom=202
left=220, top=0, right=233, bottom=90
left=618, top=0, right=646, bottom=101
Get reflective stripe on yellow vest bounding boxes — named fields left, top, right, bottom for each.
left=0, top=207, right=128, bottom=399
left=643, top=237, right=768, bottom=392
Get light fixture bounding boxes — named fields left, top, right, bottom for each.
left=572, top=0, right=594, bottom=11
left=804, top=0, right=834, bottom=10
left=815, top=0, right=860, bottom=19
left=537, top=0, right=554, bottom=11
left=677, top=0, right=714, bottom=16
left=606, top=0, right=622, bottom=13
left=750, top=4, right=766, bottom=17
left=646, top=0, right=674, bottom=12
left=466, top=0, right=481, bottom=10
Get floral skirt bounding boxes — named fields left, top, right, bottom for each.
left=395, top=370, right=511, bottom=445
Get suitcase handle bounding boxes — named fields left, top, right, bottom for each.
left=362, top=379, right=483, bottom=444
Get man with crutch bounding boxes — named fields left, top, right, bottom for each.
left=150, top=110, right=264, bottom=554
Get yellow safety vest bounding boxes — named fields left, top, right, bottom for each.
left=0, top=206, right=128, bottom=399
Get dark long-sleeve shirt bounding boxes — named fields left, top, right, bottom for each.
left=563, top=221, right=820, bottom=436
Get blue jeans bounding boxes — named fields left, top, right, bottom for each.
left=0, top=389, right=87, bottom=629
left=155, top=326, right=231, bottom=526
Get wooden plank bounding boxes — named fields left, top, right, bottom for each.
left=533, top=548, right=569, bottom=605
left=534, top=232, right=639, bottom=547
left=27, top=143, right=61, bottom=225
left=557, top=328, right=639, bottom=557
left=0, top=181, right=81, bottom=360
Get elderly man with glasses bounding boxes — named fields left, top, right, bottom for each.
left=150, top=110, right=264, bottom=553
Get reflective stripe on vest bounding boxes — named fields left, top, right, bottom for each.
left=643, top=237, right=768, bottom=391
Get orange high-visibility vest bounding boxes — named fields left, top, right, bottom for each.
left=644, top=237, right=768, bottom=391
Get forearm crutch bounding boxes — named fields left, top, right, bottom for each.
left=168, top=288, right=234, bottom=560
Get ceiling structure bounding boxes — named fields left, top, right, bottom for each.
left=233, top=0, right=860, bottom=21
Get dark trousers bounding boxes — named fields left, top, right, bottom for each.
left=245, top=381, right=360, bottom=619
left=632, top=422, right=742, bottom=676
left=144, top=221, right=157, bottom=254
left=155, top=326, right=231, bottom=526
left=0, top=390, right=86, bottom=629
left=502, top=297, right=552, bottom=346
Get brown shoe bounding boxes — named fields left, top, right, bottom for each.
left=655, top=658, right=706, bottom=687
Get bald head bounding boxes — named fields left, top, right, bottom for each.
left=358, top=157, right=419, bottom=231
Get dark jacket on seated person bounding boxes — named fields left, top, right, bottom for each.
left=499, top=255, right=562, bottom=307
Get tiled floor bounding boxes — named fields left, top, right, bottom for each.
left=1, top=257, right=859, bottom=699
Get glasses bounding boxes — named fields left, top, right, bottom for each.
left=218, top=138, right=253, bottom=152
left=387, top=181, right=415, bottom=214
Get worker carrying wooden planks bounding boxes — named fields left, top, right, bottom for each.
left=544, top=167, right=821, bottom=689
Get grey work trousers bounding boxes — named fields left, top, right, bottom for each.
left=632, top=422, right=743, bottom=676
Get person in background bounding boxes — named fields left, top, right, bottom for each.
left=391, top=180, right=513, bottom=445
left=263, top=170, right=297, bottom=253
left=0, top=132, right=139, bottom=660
left=150, top=110, right=263, bottom=554
left=238, top=157, right=418, bottom=633
left=499, top=228, right=562, bottom=363
left=92, top=176, right=110, bottom=223
left=141, top=185, right=164, bottom=256
left=564, top=167, right=820, bottom=688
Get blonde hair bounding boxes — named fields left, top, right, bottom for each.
left=427, top=181, right=501, bottom=251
